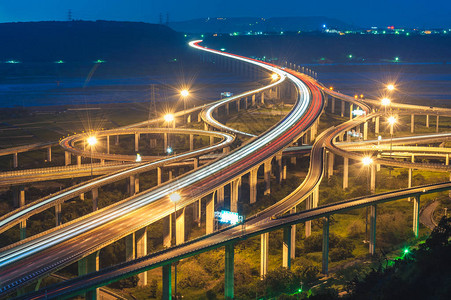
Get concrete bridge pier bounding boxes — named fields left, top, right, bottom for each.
left=78, top=251, right=100, bottom=300
left=261, top=93, right=265, bottom=105
left=206, top=193, right=215, bottom=234
left=275, top=154, right=283, bottom=183
left=282, top=226, right=292, bottom=269
left=13, top=153, right=18, bottom=168
left=163, top=215, right=172, bottom=248
left=343, top=157, right=349, bottom=190
left=370, top=164, right=376, bottom=193
left=157, top=167, right=162, bottom=185
left=252, top=94, right=256, bottom=107
left=210, top=135, right=214, bottom=146
left=364, top=122, right=368, bottom=140
left=115, top=135, right=119, bottom=146
left=135, top=133, right=140, bottom=152
left=244, top=97, right=248, bottom=110
left=225, top=243, right=235, bottom=299
left=193, top=157, right=199, bottom=169
left=162, top=264, right=172, bottom=300
left=249, top=167, right=258, bottom=204
left=349, top=104, right=353, bottom=120
left=236, top=99, right=241, bottom=112
left=189, top=134, right=194, bottom=151
left=92, top=188, right=99, bottom=211
left=77, top=156, right=82, bottom=167
left=230, top=177, right=241, bottom=212
left=369, top=205, right=377, bottom=255
left=426, top=115, right=429, bottom=128
left=226, top=102, right=230, bottom=115
left=16, top=186, right=26, bottom=240
left=260, top=232, right=269, bottom=278
left=136, top=227, right=148, bottom=286
left=217, top=186, right=225, bottom=207
left=436, top=115, right=439, bottom=133
left=341, top=100, right=345, bottom=117
left=197, top=113, right=202, bottom=123
left=322, top=216, right=330, bottom=275
left=106, top=136, right=110, bottom=154
left=65, top=151, right=71, bottom=166
left=47, top=146, right=52, bottom=162
left=413, top=195, right=420, bottom=238
left=331, top=97, right=335, bottom=114
left=305, top=187, right=319, bottom=237
left=375, top=116, right=380, bottom=134
left=327, top=151, right=334, bottom=179
left=55, top=203, right=62, bottom=226
left=264, top=160, right=271, bottom=195
left=446, top=154, right=449, bottom=166
left=411, top=114, right=415, bottom=133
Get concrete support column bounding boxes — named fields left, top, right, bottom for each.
left=92, top=188, right=99, bottom=211
left=375, top=116, right=380, bottom=134
left=282, top=227, right=292, bottom=269
left=136, top=227, right=148, bottom=286
left=225, top=244, right=235, bottom=299
left=446, top=154, right=449, bottom=166
left=157, top=167, right=162, bottom=185
left=260, top=232, right=269, bottom=278
left=230, top=177, right=241, bottom=213
left=327, top=151, right=334, bottom=179
left=370, top=164, right=376, bottom=193
left=290, top=156, right=296, bottom=166
left=290, top=207, right=296, bottom=259
left=55, top=203, right=62, bottom=227
left=261, top=93, right=265, bottom=105
left=77, top=156, right=82, bottom=167
left=343, top=157, right=349, bottom=189
left=426, top=115, right=429, bottom=128
left=206, top=194, right=215, bottom=234
left=436, top=115, right=440, bottom=133
left=162, top=264, right=172, bottom=300
left=252, top=94, right=256, bottom=106
left=163, top=215, right=172, bottom=248
left=369, top=205, right=377, bottom=255
left=276, top=154, right=283, bottom=183
left=217, top=186, right=224, bottom=207
left=176, top=208, right=185, bottom=245
left=78, top=251, right=100, bottom=300
left=331, top=97, right=335, bottom=114
left=64, top=151, right=71, bottom=166
left=18, top=187, right=26, bottom=240
left=13, top=153, right=18, bottom=168
left=264, top=160, right=271, bottom=195
left=115, top=135, right=119, bottom=145
left=244, top=97, right=248, bottom=109
left=364, top=122, right=368, bottom=140
left=197, top=113, right=202, bottom=122
left=129, top=175, right=137, bottom=196
left=47, top=146, right=52, bottom=162
left=106, top=136, right=110, bottom=154
left=164, top=133, right=168, bottom=151
left=305, top=195, right=313, bottom=237
left=282, top=160, right=287, bottom=181
left=249, top=167, right=258, bottom=204
left=134, top=133, right=140, bottom=152
left=322, top=216, right=330, bottom=275
left=349, top=103, right=353, bottom=120
left=413, top=195, right=420, bottom=238
left=189, top=134, right=194, bottom=151
left=125, top=233, right=135, bottom=261
left=341, top=100, right=345, bottom=117
left=193, top=157, right=199, bottom=169
left=225, top=102, right=230, bottom=115
left=210, top=135, right=214, bottom=146
left=236, top=99, right=240, bottom=112
left=411, top=114, right=415, bottom=133
left=376, top=153, right=381, bottom=171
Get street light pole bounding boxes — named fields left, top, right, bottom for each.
left=169, top=192, right=181, bottom=299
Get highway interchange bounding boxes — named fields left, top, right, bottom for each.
left=0, top=40, right=451, bottom=298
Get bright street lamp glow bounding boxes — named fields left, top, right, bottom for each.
left=271, top=74, right=278, bottom=80
left=87, top=136, right=97, bottom=146
left=387, top=84, right=395, bottom=91
left=169, top=192, right=181, bottom=203
left=362, top=156, right=373, bottom=166
left=381, top=98, right=391, bottom=106
left=388, top=116, right=397, bottom=125
left=180, top=89, right=189, bottom=97
left=166, top=146, right=173, bottom=154
left=136, top=153, right=142, bottom=162
left=164, top=114, right=174, bottom=123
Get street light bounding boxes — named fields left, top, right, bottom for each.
left=169, top=192, right=181, bottom=299
left=381, top=97, right=391, bottom=114
left=362, top=156, right=373, bottom=243
left=87, top=136, right=97, bottom=178
left=164, top=113, right=174, bottom=123
left=180, top=89, right=189, bottom=111
left=387, top=116, right=397, bottom=158
left=271, top=73, right=278, bottom=80
left=387, top=84, right=395, bottom=92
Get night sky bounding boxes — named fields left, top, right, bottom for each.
left=1, top=0, right=450, bottom=28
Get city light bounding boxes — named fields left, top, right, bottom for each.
left=169, top=192, right=181, bottom=203
left=387, top=84, right=395, bottom=91
left=166, top=146, right=173, bottom=154
left=271, top=73, right=278, bottom=80
left=180, top=89, right=189, bottom=97
left=381, top=98, right=391, bottom=106
left=164, top=113, right=174, bottom=123
left=136, top=153, right=142, bottom=162
left=87, top=136, right=97, bottom=146
left=329, top=86, right=333, bottom=90
left=388, top=116, right=397, bottom=125
left=362, top=156, right=373, bottom=166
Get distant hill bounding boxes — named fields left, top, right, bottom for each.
left=168, top=16, right=352, bottom=33
left=0, top=21, right=185, bottom=62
